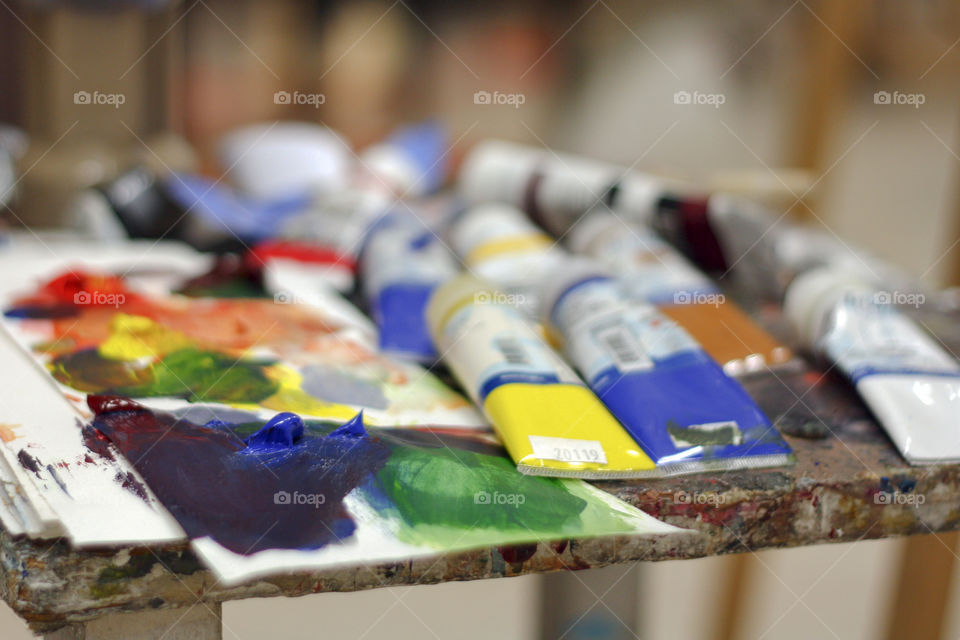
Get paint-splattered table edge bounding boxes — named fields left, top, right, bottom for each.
left=3, top=409, right=959, bottom=635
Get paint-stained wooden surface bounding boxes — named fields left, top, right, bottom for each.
left=4, top=299, right=960, bottom=635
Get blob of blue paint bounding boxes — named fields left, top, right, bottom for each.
left=243, top=412, right=305, bottom=450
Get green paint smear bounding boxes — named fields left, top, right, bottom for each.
left=369, top=446, right=642, bottom=549
left=121, top=348, right=278, bottom=403
left=51, top=350, right=153, bottom=392
left=53, top=348, right=278, bottom=404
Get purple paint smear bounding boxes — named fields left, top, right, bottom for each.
left=87, top=396, right=389, bottom=555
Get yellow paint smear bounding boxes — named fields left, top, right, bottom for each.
left=98, top=314, right=194, bottom=361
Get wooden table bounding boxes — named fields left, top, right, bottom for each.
left=3, top=301, right=959, bottom=638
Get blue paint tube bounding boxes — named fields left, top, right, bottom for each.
left=359, top=213, right=459, bottom=362
left=360, top=120, right=450, bottom=197
left=541, top=261, right=794, bottom=474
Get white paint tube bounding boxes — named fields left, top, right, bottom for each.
left=459, top=139, right=665, bottom=236
left=784, top=267, right=960, bottom=465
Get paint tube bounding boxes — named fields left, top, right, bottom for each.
left=427, top=274, right=656, bottom=478
left=459, top=139, right=666, bottom=235
left=359, top=213, right=459, bottom=362
left=448, top=202, right=567, bottom=319
left=568, top=210, right=793, bottom=376
left=163, top=172, right=311, bottom=247
left=784, top=267, right=960, bottom=465
left=248, top=240, right=355, bottom=294
left=360, top=120, right=449, bottom=197
left=217, top=122, right=351, bottom=201
left=278, top=121, right=451, bottom=264
left=541, top=261, right=794, bottom=474
left=67, top=166, right=311, bottom=253
left=655, top=192, right=924, bottom=303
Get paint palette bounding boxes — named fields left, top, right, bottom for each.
left=0, top=241, right=680, bottom=582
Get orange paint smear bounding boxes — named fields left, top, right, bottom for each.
left=0, top=423, right=21, bottom=443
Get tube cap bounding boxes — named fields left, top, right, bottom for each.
left=615, top=173, right=662, bottom=225
left=783, top=266, right=873, bottom=347
left=459, top=140, right=542, bottom=206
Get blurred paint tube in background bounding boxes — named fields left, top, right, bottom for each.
left=458, top=139, right=669, bottom=235
left=67, top=165, right=309, bottom=253
left=427, top=273, right=657, bottom=478
left=541, top=261, right=794, bottom=474
left=448, top=202, right=567, bottom=319
left=280, top=120, right=451, bottom=260
left=784, top=267, right=960, bottom=465
left=654, top=192, right=924, bottom=303
left=216, top=122, right=352, bottom=202
left=359, top=211, right=459, bottom=362
left=568, top=210, right=794, bottom=376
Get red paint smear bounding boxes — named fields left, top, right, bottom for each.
left=18, top=269, right=345, bottom=354
left=12, top=271, right=138, bottom=309
left=248, top=240, right=356, bottom=272
left=498, top=543, right=538, bottom=564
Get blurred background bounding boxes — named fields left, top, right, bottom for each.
left=1, top=0, right=959, bottom=638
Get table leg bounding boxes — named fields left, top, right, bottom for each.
left=884, top=532, right=958, bottom=640
left=539, top=564, right=639, bottom=640
left=43, top=603, right=223, bottom=640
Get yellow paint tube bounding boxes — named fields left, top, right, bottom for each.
left=427, top=274, right=657, bottom=478
left=448, top=203, right=568, bottom=319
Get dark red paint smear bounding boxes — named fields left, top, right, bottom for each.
left=17, top=450, right=41, bottom=476
left=498, top=543, right=538, bottom=564
left=82, top=425, right=115, bottom=461
left=86, top=395, right=389, bottom=555
left=115, top=470, right=150, bottom=502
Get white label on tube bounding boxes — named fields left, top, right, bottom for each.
left=576, top=222, right=717, bottom=302
left=439, top=303, right=582, bottom=403
left=528, top=435, right=608, bottom=464
left=552, top=279, right=699, bottom=382
left=819, top=294, right=960, bottom=381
